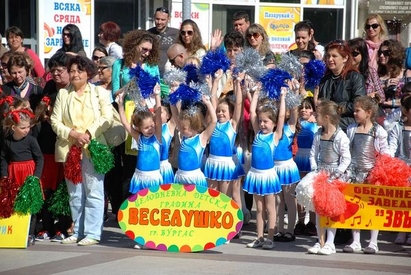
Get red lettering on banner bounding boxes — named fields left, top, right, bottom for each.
left=54, top=14, right=81, bottom=23
left=173, top=11, right=200, bottom=19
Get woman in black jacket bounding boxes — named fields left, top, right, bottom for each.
left=315, top=40, right=366, bottom=131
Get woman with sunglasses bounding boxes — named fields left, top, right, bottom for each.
left=315, top=40, right=366, bottom=132
left=176, top=19, right=206, bottom=61
left=245, top=24, right=275, bottom=68
left=364, top=15, right=388, bottom=70
left=56, top=24, right=87, bottom=57
left=348, top=38, right=384, bottom=102
left=90, top=46, right=108, bottom=83
left=5, top=26, right=46, bottom=83
left=377, top=39, right=406, bottom=107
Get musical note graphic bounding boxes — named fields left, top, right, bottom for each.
left=350, top=195, right=361, bottom=203
left=365, top=219, right=372, bottom=227
left=350, top=215, right=361, bottom=226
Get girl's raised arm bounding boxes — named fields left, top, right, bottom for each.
left=249, top=89, right=260, bottom=134
left=274, top=89, right=286, bottom=144
left=117, top=92, right=140, bottom=141
left=200, top=95, right=217, bottom=147
left=231, top=72, right=245, bottom=130
left=154, top=85, right=162, bottom=143
left=210, top=69, right=224, bottom=110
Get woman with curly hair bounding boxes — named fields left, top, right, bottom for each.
left=364, top=14, right=388, bottom=70
left=176, top=19, right=206, bottom=61
left=56, top=24, right=87, bottom=57
left=244, top=23, right=275, bottom=68
left=377, top=39, right=405, bottom=103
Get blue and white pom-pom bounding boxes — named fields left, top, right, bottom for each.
left=169, top=83, right=202, bottom=106
left=129, top=65, right=160, bottom=99
left=190, top=81, right=210, bottom=97
left=278, top=53, right=303, bottom=80
left=304, top=59, right=326, bottom=90
left=200, top=48, right=231, bottom=75
left=285, top=92, right=303, bottom=110
left=163, top=67, right=187, bottom=86
left=259, top=68, right=292, bottom=100
left=183, top=64, right=200, bottom=84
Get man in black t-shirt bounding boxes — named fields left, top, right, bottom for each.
left=148, top=7, right=179, bottom=77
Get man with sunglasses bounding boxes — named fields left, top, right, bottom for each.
left=148, top=7, right=179, bottom=77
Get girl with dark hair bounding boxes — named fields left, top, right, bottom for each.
left=290, top=21, right=321, bottom=60
left=176, top=19, right=207, bottom=61
left=57, top=24, right=87, bottom=57
left=348, top=38, right=384, bottom=102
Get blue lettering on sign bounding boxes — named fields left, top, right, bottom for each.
left=45, top=38, right=63, bottom=47
left=56, top=26, right=63, bottom=35
left=54, top=2, right=81, bottom=11
left=0, top=225, right=12, bottom=234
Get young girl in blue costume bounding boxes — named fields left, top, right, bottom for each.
left=273, top=89, right=300, bottom=243
left=307, top=99, right=351, bottom=255
left=117, top=85, right=163, bottom=194
left=205, top=70, right=243, bottom=195
left=171, top=95, right=217, bottom=187
left=244, top=88, right=286, bottom=250
left=343, top=95, right=388, bottom=254
left=294, top=97, right=318, bottom=236
left=159, top=98, right=176, bottom=183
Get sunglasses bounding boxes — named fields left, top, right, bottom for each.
left=378, top=50, right=390, bottom=57
left=140, top=47, right=152, bottom=53
left=92, top=55, right=105, bottom=61
left=0, top=62, right=7, bottom=67
left=169, top=53, right=180, bottom=64
left=180, top=30, right=194, bottom=36
left=351, top=51, right=360, bottom=57
left=98, top=66, right=109, bottom=71
left=325, top=39, right=345, bottom=50
left=155, top=7, right=169, bottom=14
left=365, top=24, right=380, bottom=30
left=246, top=33, right=261, bottom=39
left=63, top=32, right=72, bottom=38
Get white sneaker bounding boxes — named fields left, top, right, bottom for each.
left=246, top=238, right=265, bottom=248
left=134, top=244, right=143, bottom=249
left=262, top=239, right=275, bottom=250
left=318, top=243, right=336, bottom=255
left=307, top=242, right=321, bottom=254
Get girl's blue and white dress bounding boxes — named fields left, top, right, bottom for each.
left=174, top=134, right=207, bottom=187
left=294, top=120, right=318, bottom=172
left=274, top=123, right=300, bottom=185
left=243, top=131, right=281, bottom=195
left=232, top=146, right=246, bottom=180
left=204, top=121, right=236, bottom=181
left=160, top=123, right=175, bottom=183
left=129, top=135, right=163, bottom=194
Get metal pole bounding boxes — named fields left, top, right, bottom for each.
left=182, top=0, right=191, bottom=20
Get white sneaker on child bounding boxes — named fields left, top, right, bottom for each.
left=343, top=241, right=362, bottom=253
left=307, top=242, right=321, bottom=254
left=246, top=238, right=265, bottom=248
left=318, top=243, right=336, bottom=255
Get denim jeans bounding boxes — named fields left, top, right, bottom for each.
left=66, top=154, right=104, bottom=240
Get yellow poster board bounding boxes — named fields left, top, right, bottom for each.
left=118, top=184, right=243, bottom=252
left=320, top=184, right=411, bottom=232
left=0, top=214, right=31, bottom=248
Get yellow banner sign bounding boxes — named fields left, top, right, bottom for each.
left=118, top=184, right=243, bottom=252
left=320, top=184, right=411, bottom=232
left=0, top=214, right=31, bottom=248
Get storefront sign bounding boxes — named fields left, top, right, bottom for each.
left=38, top=0, right=94, bottom=61
left=259, top=7, right=300, bottom=53
left=0, top=214, right=31, bottom=248
left=118, top=184, right=243, bottom=252
left=369, top=0, right=411, bottom=15
left=320, top=184, right=411, bottom=232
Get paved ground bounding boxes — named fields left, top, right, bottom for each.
left=1, top=215, right=411, bottom=275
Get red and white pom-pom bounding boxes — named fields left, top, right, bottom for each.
left=64, top=146, right=82, bottom=184
left=312, top=172, right=347, bottom=218
left=296, top=171, right=317, bottom=212
left=367, top=154, right=411, bottom=187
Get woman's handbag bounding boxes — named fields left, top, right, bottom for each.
left=104, top=105, right=126, bottom=148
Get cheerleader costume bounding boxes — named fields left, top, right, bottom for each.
left=204, top=121, right=236, bottom=181
left=309, top=127, right=351, bottom=176
left=294, top=120, right=318, bottom=173
left=129, top=135, right=163, bottom=194
left=388, top=121, right=411, bottom=164
left=160, top=123, right=175, bottom=183
left=174, top=134, right=207, bottom=187
left=243, top=131, right=281, bottom=195
left=274, top=123, right=300, bottom=185
left=346, top=123, right=389, bottom=183
left=232, top=146, right=246, bottom=180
